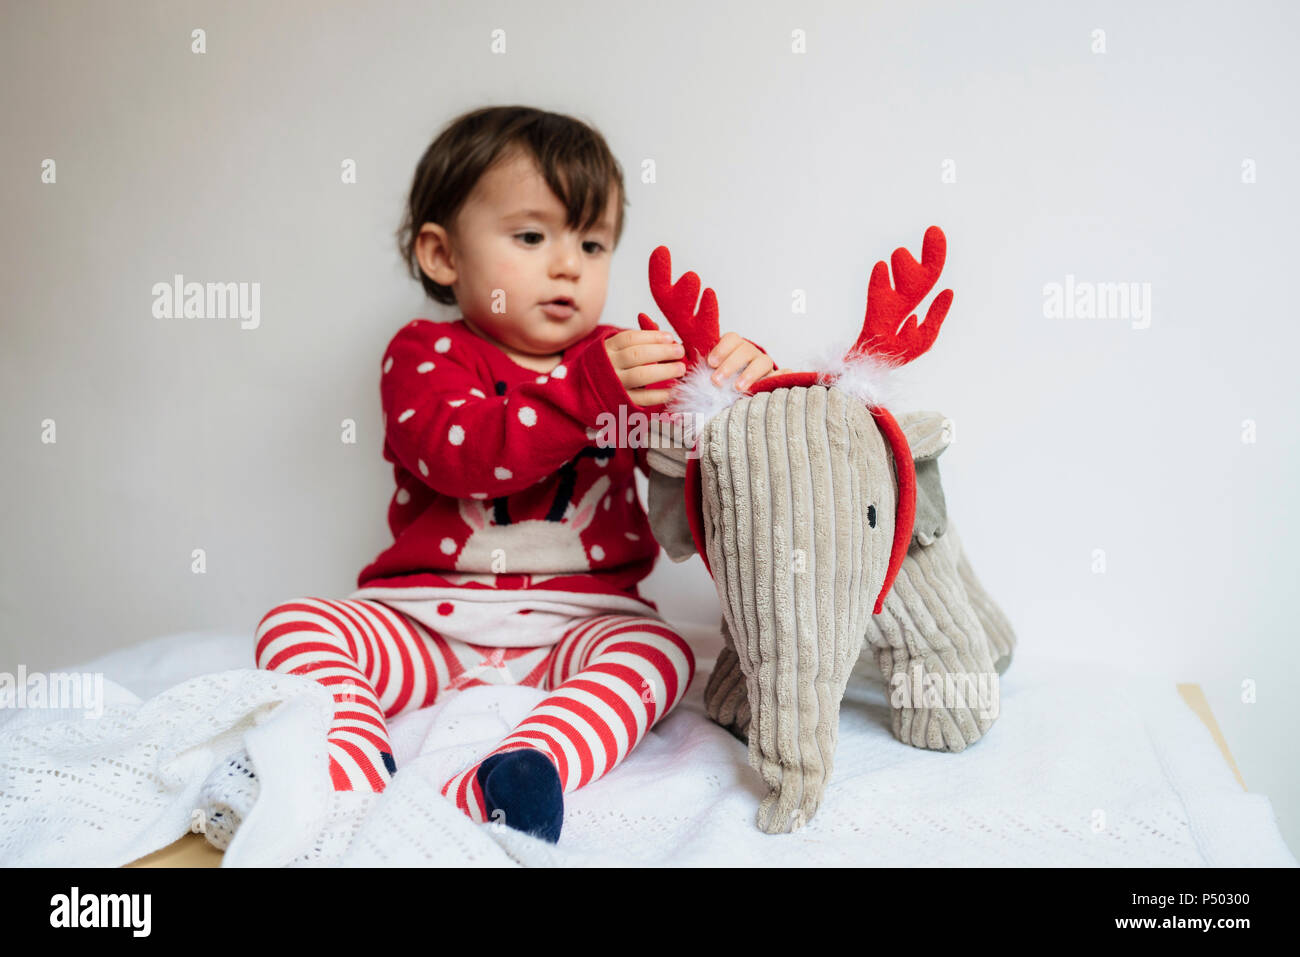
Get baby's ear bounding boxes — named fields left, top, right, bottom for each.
left=893, top=410, right=953, bottom=547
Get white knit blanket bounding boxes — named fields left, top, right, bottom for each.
left=1, top=625, right=1294, bottom=867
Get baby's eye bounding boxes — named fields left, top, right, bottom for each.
left=516, top=231, right=544, bottom=245
left=583, top=241, right=605, bottom=254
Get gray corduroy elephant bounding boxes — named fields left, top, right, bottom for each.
left=636, top=227, right=1017, bottom=834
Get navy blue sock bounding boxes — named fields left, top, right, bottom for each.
left=475, top=749, right=564, bottom=844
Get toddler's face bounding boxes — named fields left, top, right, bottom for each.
left=427, top=150, right=618, bottom=359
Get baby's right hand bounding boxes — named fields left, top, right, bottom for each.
left=604, top=329, right=687, bottom=408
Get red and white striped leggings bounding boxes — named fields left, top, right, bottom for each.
left=253, top=598, right=695, bottom=820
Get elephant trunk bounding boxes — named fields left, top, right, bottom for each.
left=699, top=385, right=893, bottom=833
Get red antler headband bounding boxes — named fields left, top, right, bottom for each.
left=638, top=226, right=953, bottom=615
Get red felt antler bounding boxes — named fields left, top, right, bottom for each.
left=636, top=246, right=721, bottom=371
left=850, top=225, right=953, bottom=367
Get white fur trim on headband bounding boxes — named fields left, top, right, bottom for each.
left=806, top=341, right=900, bottom=409
left=666, top=360, right=745, bottom=424
left=665, top=344, right=903, bottom=427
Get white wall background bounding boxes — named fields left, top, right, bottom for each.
left=3, top=0, right=1297, bottom=856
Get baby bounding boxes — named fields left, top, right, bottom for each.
left=201, top=105, right=775, bottom=848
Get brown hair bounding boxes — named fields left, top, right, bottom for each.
left=397, top=105, right=628, bottom=306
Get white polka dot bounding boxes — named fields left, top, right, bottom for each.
left=439, top=537, right=457, bottom=555
left=397, top=408, right=415, bottom=423
left=549, top=364, right=568, bottom=379
left=595, top=456, right=608, bottom=467
left=448, top=425, right=465, bottom=445
left=536, top=376, right=548, bottom=384
left=471, top=492, right=488, bottom=499
left=383, top=356, right=393, bottom=374
left=603, top=495, right=611, bottom=510
left=518, top=406, right=537, bottom=426
left=590, top=545, right=605, bottom=561
left=418, top=459, right=428, bottom=476
left=448, top=399, right=466, bottom=407
left=625, top=532, right=640, bottom=541
left=585, top=427, right=601, bottom=440
left=469, top=388, right=485, bottom=398
left=395, top=488, right=410, bottom=505
left=435, top=336, right=451, bottom=353
left=625, top=487, right=634, bottom=503
left=417, top=361, right=435, bottom=373
left=494, top=466, right=512, bottom=480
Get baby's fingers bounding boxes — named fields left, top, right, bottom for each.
left=735, top=355, right=776, bottom=391
left=626, top=386, right=676, bottom=408
left=622, top=360, right=686, bottom=390
left=610, top=340, right=683, bottom=371
left=710, top=345, right=754, bottom=385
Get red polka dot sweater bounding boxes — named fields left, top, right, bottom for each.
left=350, top=317, right=671, bottom=647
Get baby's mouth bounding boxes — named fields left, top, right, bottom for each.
left=541, top=297, right=577, bottom=317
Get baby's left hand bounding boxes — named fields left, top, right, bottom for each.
left=707, top=332, right=778, bottom=391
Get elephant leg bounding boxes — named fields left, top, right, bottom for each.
left=949, top=525, right=1018, bottom=675
left=704, top=614, right=751, bottom=742
left=864, top=526, right=1003, bottom=752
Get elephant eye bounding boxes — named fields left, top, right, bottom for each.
left=867, top=504, right=877, bottom=528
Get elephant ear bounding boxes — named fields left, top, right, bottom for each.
left=894, top=410, right=952, bottom=548
left=641, top=414, right=702, bottom=563
left=895, top=409, right=952, bottom=461
left=646, top=470, right=697, bottom=562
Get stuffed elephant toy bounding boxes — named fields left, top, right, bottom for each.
left=637, top=226, right=1017, bottom=834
